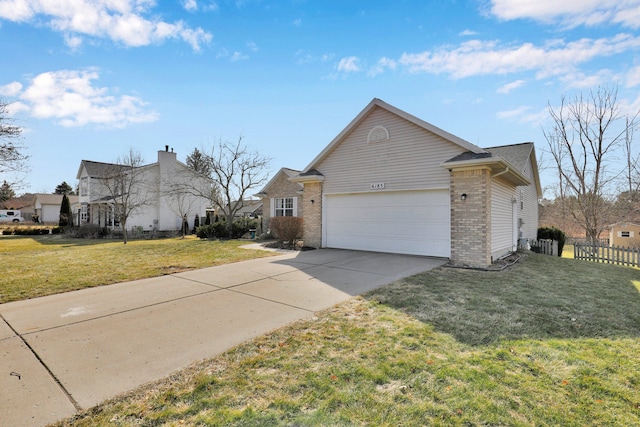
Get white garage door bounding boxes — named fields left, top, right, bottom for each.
left=325, top=190, right=450, bottom=257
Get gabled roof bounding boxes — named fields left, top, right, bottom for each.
left=233, top=199, right=263, bottom=216
left=442, top=142, right=542, bottom=193
left=485, top=142, right=542, bottom=198
left=34, top=193, right=79, bottom=206
left=76, top=160, right=121, bottom=179
left=485, top=143, right=533, bottom=172
left=443, top=151, right=530, bottom=187
left=255, top=167, right=303, bottom=197
left=301, top=98, right=486, bottom=173
left=0, top=194, right=35, bottom=210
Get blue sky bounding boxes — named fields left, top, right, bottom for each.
left=2, top=0, right=640, bottom=196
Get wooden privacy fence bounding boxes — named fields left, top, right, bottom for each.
left=574, top=242, right=640, bottom=268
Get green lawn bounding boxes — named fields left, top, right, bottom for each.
left=52, top=253, right=640, bottom=426
left=0, top=235, right=274, bottom=303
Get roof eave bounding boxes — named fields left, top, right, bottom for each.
left=290, top=174, right=325, bottom=184
left=443, top=158, right=531, bottom=187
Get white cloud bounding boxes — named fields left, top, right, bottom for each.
left=337, top=56, right=361, bottom=73
left=64, top=34, right=83, bottom=51
left=399, top=34, right=640, bottom=79
left=368, top=57, right=396, bottom=77
left=497, top=105, right=548, bottom=125
left=6, top=101, right=29, bottom=115
left=293, top=18, right=302, bottom=27
left=247, top=41, right=258, bottom=52
left=490, top=0, right=640, bottom=29
left=0, top=0, right=212, bottom=51
left=295, top=50, right=334, bottom=65
left=625, top=65, right=640, bottom=87
left=497, top=105, right=530, bottom=119
left=497, top=79, right=525, bottom=94
left=0, top=81, right=22, bottom=96
left=230, top=51, right=249, bottom=61
left=8, top=69, right=158, bottom=128
left=459, top=29, right=478, bottom=36
left=183, top=0, right=198, bottom=12
left=559, top=70, right=616, bottom=89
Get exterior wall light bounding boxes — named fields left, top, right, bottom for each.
left=461, top=193, right=467, bottom=201
left=310, top=199, right=315, bottom=204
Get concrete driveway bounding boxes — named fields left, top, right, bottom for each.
left=0, top=248, right=445, bottom=426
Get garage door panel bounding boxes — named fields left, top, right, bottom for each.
left=325, top=190, right=450, bottom=257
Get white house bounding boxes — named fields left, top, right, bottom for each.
left=33, top=193, right=80, bottom=224
left=76, top=147, right=213, bottom=233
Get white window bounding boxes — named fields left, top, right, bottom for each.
left=80, top=177, right=88, bottom=196
left=272, top=197, right=297, bottom=217
left=621, top=231, right=631, bottom=238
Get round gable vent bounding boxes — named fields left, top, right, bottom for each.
left=367, top=125, right=389, bottom=143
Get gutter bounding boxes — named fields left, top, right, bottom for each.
left=492, top=166, right=510, bottom=179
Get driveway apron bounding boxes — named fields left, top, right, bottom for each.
left=0, top=248, right=445, bottom=426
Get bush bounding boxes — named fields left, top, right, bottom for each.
left=2, top=228, right=13, bottom=235
left=196, top=222, right=227, bottom=239
left=71, top=224, right=104, bottom=239
left=269, top=216, right=303, bottom=247
left=537, top=226, right=566, bottom=257
left=232, top=217, right=258, bottom=238
left=196, top=224, right=217, bottom=239
left=196, top=218, right=258, bottom=239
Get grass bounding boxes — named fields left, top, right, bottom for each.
left=0, top=235, right=274, bottom=303
left=51, top=253, right=640, bottom=426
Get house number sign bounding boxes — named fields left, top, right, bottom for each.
left=370, top=182, right=385, bottom=190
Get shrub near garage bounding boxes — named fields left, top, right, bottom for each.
left=270, top=216, right=303, bottom=247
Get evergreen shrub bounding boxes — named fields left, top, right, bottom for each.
left=537, top=226, right=566, bottom=257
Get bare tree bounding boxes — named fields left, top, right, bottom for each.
left=163, top=173, right=203, bottom=238
left=544, top=85, right=637, bottom=242
left=0, top=99, right=29, bottom=187
left=620, top=116, right=640, bottom=221
left=98, top=149, right=155, bottom=244
left=207, top=137, right=270, bottom=238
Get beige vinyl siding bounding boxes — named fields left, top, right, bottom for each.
left=517, top=157, right=539, bottom=240
left=491, top=176, right=515, bottom=260
left=318, top=107, right=464, bottom=194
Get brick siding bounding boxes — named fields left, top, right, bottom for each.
left=302, top=181, right=322, bottom=247
left=450, top=167, right=492, bottom=267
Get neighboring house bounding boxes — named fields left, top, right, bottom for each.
left=1, top=195, right=35, bottom=221
left=255, top=167, right=303, bottom=230
left=609, top=223, right=640, bottom=247
left=260, top=98, right=542, bottom=268
left=76, top=147, right=213, bottom=232
left=33, top=194, right=80, bottom=223
left=227, top=199, right=263, bottom=218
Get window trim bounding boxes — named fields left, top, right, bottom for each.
left=271, top=197, right=297, bottom=217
